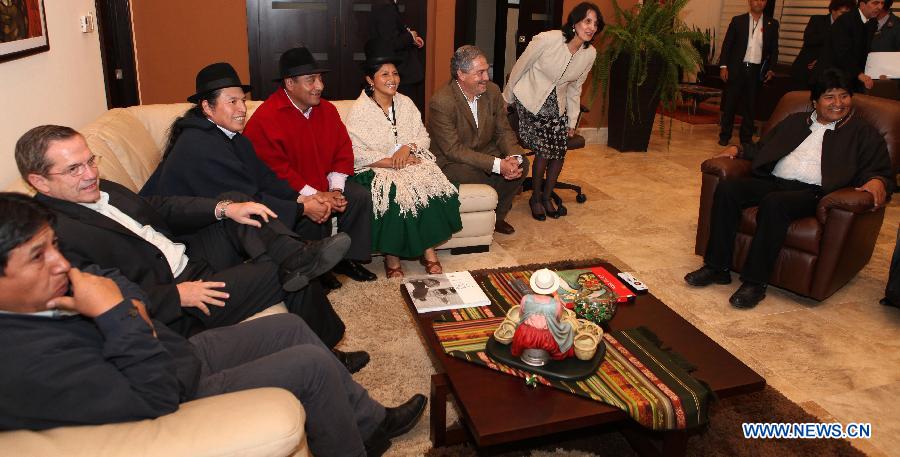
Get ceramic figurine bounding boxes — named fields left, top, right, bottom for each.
left=510, top=269, right=575, bottom=365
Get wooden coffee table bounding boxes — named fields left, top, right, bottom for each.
left=402, top=262, right=765, bottom=456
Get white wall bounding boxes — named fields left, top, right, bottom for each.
left=682, top=0, right=723, bottom=33
left=0, top=0, right=107, bottom=189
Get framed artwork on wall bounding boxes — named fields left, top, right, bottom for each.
left=0, top=0, right=49, bottom=63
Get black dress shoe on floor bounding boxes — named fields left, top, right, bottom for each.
left=717, top=139, right=729, bottom=147
left=319, top=272, right=342, bottom=291
left=333, top=349, right=370, bottom=374
left=684, top=265, right=732, bottom=287
left=367, top=394, right=427, bottom=442
left=494, top=220, right=515, bottom=234
left=333, top=259, right=377, bottom=282
left=363, top=394, right=427, bottom=456
left=729, top=282, right=767, bottom=309
left=279, top=233, right=351, bottom=292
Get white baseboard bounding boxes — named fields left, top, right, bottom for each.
left=576, top=127, right=607, bottom=145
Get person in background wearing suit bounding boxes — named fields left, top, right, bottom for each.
left=818, top=0, right=885, bottom=91
left=15, top=125, right=373, bottom=372
left=370, top=0, right=426, bottom=112
left=790, top=0, right=855, bottom=89
left=0, top=194, right=426, bottom=457
left=427, top=45, right=528, bottom=235
left=685, top=70, right=893, bottom=310
left=871, top=0, right=900, bottom=52
left=717, top=0, right=780, bottom=146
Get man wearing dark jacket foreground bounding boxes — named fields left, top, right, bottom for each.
left=0, top=193, right=425, bottom=457
left=686, top=70, right=894, bottom=309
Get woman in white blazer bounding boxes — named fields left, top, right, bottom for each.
left=503, top=2, right=603, bottom=220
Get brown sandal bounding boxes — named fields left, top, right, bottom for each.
left=384, top=259, right=404, bottom=278
left=419, top=257, right=443, bottom=275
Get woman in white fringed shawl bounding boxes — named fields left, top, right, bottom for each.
left=345, top=39, right=462, bottom=278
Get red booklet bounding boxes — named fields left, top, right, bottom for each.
left=590, top=266, right=636, bottom=303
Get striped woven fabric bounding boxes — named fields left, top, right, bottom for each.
left=431, top=265, right=710, bottom=430
left=432, top=320, right=710, bottom=430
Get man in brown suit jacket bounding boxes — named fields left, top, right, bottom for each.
left=427, top=45, right=528, bottom=235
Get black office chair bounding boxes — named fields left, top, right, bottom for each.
left=509, top=105, right=589, bottom=216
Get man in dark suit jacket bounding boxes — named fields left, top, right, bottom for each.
left=370, top=0, right=426, bottom=111
left=427, top=45, right=528, bottom=235
left=790, top=0, right=855, bottom=88
left=0, top=194, right=426, bottom=456
left=718, top=0, right=780, bottom=146
left=14, top=125, right=366, bottom=360
left=818, top=0, right=885, bottom=91
left=686, top=70, right=893, bottom=309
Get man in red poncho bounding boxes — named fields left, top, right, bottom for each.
left=244, top=46, right=376, bottom=288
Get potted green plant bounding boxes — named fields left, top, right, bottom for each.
left=590, top=0, right=707, bottom=152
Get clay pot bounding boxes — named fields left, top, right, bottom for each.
left=573, top=333, right=600, bottom=360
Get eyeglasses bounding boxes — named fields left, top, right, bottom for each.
left=46, top=155, right=102, bottom=178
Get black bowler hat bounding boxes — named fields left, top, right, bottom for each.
left=364, top=38, right=404, bottom=68
left=275, top=46, right=331, bottom=81
left=187, top=62, right=251, bottom=103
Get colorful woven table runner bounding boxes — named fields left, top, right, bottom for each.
left=433, top=268, right=711, bottom=431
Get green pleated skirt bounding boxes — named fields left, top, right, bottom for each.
left=351, top=170, right=463, bottom=258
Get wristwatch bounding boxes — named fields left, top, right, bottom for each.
left=215, top=200, right=234, bottom=220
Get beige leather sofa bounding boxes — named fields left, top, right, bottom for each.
left=0, top=99, right=497, bottom=456
left=6, top=100, right=499, bottom=250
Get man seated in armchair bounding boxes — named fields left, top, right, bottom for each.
left=0, top=193, right=426, bottom=457
left=686, top=69, right=894, bottom=309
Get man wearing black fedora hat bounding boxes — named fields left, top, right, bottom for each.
left=245, top=46, right=377, bottom=286
left=139, top=62, right=362, bottom=355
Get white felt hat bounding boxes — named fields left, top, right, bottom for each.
left=529, top=268, right=561, bottom=294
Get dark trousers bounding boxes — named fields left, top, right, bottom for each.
left=705, top=175, right=821, bottom=284
left=174, top=217, right=346, bottom=346
left=720, top=63, right=762, bottom=144
left=191, top=314, right=384, bottom=457
left=442, top=156, right=529, bottom=222
left=294, top=181, right=372, bottom=263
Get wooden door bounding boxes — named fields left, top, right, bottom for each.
left=247, top=0, right=427, bottom=102
left=95, top=0, right=139, bottom=107
left=514, top=0, right=563, bottom=57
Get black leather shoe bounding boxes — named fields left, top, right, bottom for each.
left=363, top=395, right=427, bottom=456
left=494, top=220, right=515, bottom=234
left=717, top=138, right=729, bottom=147
left=319, top=272, right=342, bottom=291
left=333, top=349, right=370, bottom=374
left=729, top=282, right=767, bottom=309
left=333, top=259, right=377, bottom=282
left=369, top=394, right=427, bottom=441
left=279, top=233, right=351, bottom=292
left=684, top=265, right=732, bottom=287
left=542, top=200, right=560, bottom=219
left=880, top=297, right=900, bottom=309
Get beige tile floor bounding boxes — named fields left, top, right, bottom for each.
left=391, top=117, right=900, bottom=456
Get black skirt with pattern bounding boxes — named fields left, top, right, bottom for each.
left=514, top=89, right=569, bottom=160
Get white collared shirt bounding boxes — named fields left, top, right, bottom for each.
left=859, top=8, right=869, bottom=25
left=771, top=112, right=837, bottom=186
left=211, top=118, right=238, bottom=139
left=284, top=89, right=348, bottom=194
left=743, top=14, right=764, bottom=65
left=455, top=80, right=503, bottom=174
left=80, top=192, right=189, bottom=277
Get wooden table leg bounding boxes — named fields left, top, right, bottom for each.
left=430, top=373, right=450, bottom=447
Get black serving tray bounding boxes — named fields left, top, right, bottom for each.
left=485, top=336, right=606, bottom=381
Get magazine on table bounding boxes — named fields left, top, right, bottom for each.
left=403, top=271, right=491, bottom=313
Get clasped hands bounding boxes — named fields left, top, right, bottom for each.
left=499, top=156, right=524, bottom=180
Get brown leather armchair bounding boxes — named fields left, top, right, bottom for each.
left=694, top=91, right=900, bottom=300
